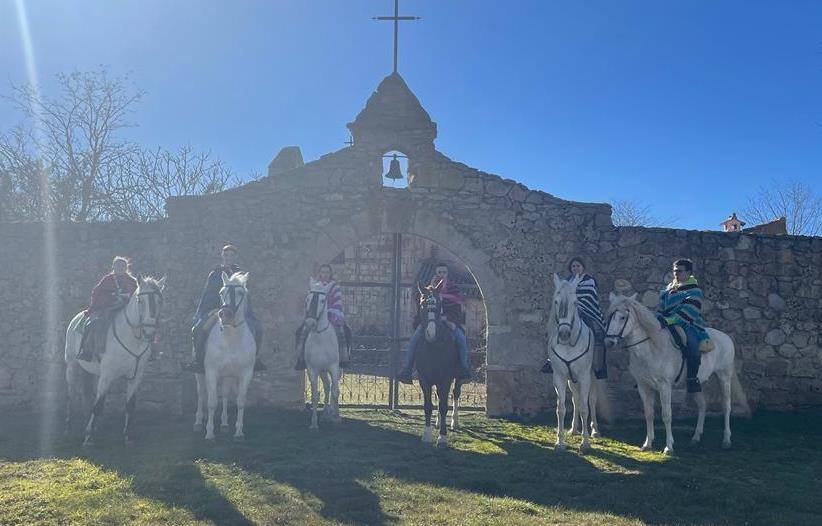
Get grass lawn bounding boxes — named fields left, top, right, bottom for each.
left=0, top=407, right=820, bottom=525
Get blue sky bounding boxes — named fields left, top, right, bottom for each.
left=2, top=0, right=821, bottom=230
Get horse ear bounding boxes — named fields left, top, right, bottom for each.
left=239, top=271, right=249, bottom=285
left=609, top=291, right=618, bottom=303
left=157, top=276, right=167, bottom=291
left=629, top=292, right=638, bottom=301
left=552, top=273, right=561, bottom=290
left=417, top=282, right=424, bottom=295
left=222, top=271, right=230, bottom=284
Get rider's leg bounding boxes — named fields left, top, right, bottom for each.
left=335, top=325, right=350, bottom=368
left=585, top=315, right=607, bottom=379
left=397, top=325, right=423, bottom=384
left=294, top=324, right=307, bottom=370
left=684, top=325, right=702, bottom=393
left=247, top=313, right=266, bottom=372
left=185, top=317, right=207, bottom=373
left=77, top=315, right=99, bottom=361
left=453, top=326, right=472, bottom=380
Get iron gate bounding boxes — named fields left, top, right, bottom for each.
left=305, top=233, right=486, bottom=410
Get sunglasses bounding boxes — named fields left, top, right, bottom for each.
left=673, top=268, right=688, bottom=274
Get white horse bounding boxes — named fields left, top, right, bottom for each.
left=604, top=293, right=735, bottom=454
left=194, top=271, right=256, bottom=441
left=64, top=275, right=166, bottom=446
left=303, top=279, right=342, bottom=429
left=547, top=273, right=600, bottom=453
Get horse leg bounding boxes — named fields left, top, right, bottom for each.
left=327, top=364, right=342, bottom=423
left=719, top=369, right=733, bottom=449
left=637, top=382, right=655, bottom=451
left=233, top=369, right=253, bottom=440
left=308, top=369, right=320, bottom=430
left=194, top=373, right=205, bottom=432
left=569, top=380, right=581, bottom=435
left=320, top=371, right=331, bottom=407
left=421, top=383, right=434, bottom=443
left=204, top=370, right=218, bottom=440
left=660, top=384, right=674, bottom=455
left=83, top=370, right=113, bottom=447
left=589, top=377, right=601, bottom=438
left=436, top=383, right=451, bottom=447
left=221, top=378, right=231, bottom=431
left=123, top=372, right=144, bottom=447
left=451, top=381, right=461, bottom=432
left=691, top=390, right=706, bottom=445
left=578, top=375, right=592, bottom=454
left=64, top=360, right=76, bottom=435
left=553, top=375, right=568, bottom=450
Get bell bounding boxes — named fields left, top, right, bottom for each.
left=384, top=155, right=403, bottom=180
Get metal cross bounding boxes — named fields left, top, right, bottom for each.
left=373, top=0, right=421, bottom=73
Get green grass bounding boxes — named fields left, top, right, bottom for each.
left=1, top=407, right=820, bottom=525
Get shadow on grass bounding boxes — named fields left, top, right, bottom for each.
left=1, top=406, right=821, bottom=525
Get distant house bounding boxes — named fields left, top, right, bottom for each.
left=720, top=212, right=787, bottom=235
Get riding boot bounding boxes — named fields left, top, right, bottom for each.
left=77, top=319, right=96, bottom=361
left=294, top=326, right=307, bottom=371
left=684, top=326, right=702, bottom=393
left=594, top=344, right=608, bottom=380
left=540, top=359, right=554, bottom=374
left=397, top=326, right=423, bottom=384
left=181, top=324, right=207, bottom=373
left=454, top=327, right=472, bottom=381
left=686, top=356, right=702, bottom=393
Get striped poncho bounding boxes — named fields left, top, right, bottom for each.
left=657, top=276, right=706, bottom=329
left=572, top=274, right=605, bottom=333
left=321, top=280, right=345, bottom=328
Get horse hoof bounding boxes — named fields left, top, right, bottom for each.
left=555, top=443, right=566, bottom=452
left=124, top=438, right=135, bottom=448
left=570, top=429, right=581, bottom=436
left=82, top=438, right=95, bottom=448
left=722, top=440, right=732, bottom=450
left=663, top=446, right=674, bottom=456
left=591, top=430, right=601, bottom=439
left=579, top=443, right=591, bottom=455
left=233, top=435, right=245, bottom=442
left=690, top=437, right=702, bottom=447
left=640, top=444, right=652, bottom=452
left=436, top=437, right=449, bottom=448
left=220, top=424, right=230, bottom=431
left=309, top=424, right=319, bottom=431
left=205, top=435, right=215, bottom=442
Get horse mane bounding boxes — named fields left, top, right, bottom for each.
left=608, top=294, right=667, bottom=348
left=139, top=276, right=163, bottom=292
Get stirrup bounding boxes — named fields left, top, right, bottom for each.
left=594, top=369, right=608, bottom=380
left=397, top=369, right=413, bottom=385
left=540, top=360, right=553, bottom=374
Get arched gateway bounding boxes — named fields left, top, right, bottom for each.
left=165, top=72, right=610, bottom=416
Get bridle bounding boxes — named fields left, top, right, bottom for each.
left=550, top=292, right=590, bottom=383
left=605, top=308, right=649, bottom=349
left=114, top=285, right=163, bottom=380
left=220, top=283, right=247, bottom=328
left=305, top=289, right=331, bottom=333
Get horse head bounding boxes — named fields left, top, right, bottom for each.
left=303, top=279, right=331, bottom=331
left=418, top=283, right=444, bottom=344
left=131, top=274, right=166, bottom=339
left=604, top=292, right=640, bottom=350
left=218, top=271, right=249, bottom=327
left=552, top=273, right=580, bottom=344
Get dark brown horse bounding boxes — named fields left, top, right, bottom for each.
left=414, top=283, right=463, bottom=447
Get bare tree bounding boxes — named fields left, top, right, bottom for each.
left=109, top=145, right=240, bottom=221
left=743, top=180, right=821, bottom=236
left=610, top=199, right=669, bottom=227
left=7, top=68, right=143, bottom=221
left=1, top=68, right=244, bottom=222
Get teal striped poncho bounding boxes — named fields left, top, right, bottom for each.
left=657, top=276, right=706, bottom=329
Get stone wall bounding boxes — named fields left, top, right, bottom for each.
left=1, top=72, right=819, bottom=421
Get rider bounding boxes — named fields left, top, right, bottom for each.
left=184, top=244, right=266, bottom=373
left=656, top=258, right=711, bottom=393
left=294, top=263, right=350, bottom=370
left=397, top=262, right=472, bottom=384
left=541, top=257, right=607, bottom=379
left=77, top=256, right=138, bottom=361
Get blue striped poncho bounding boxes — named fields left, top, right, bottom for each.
left=571, top=274, right=605, bottom=333
left=657, top=276, right=706, bottom=329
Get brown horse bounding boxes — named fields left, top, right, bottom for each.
left=414, top=283, right=463, bottom=447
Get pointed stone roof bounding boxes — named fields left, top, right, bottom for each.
left=347, top=72, right=437, bottom=153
